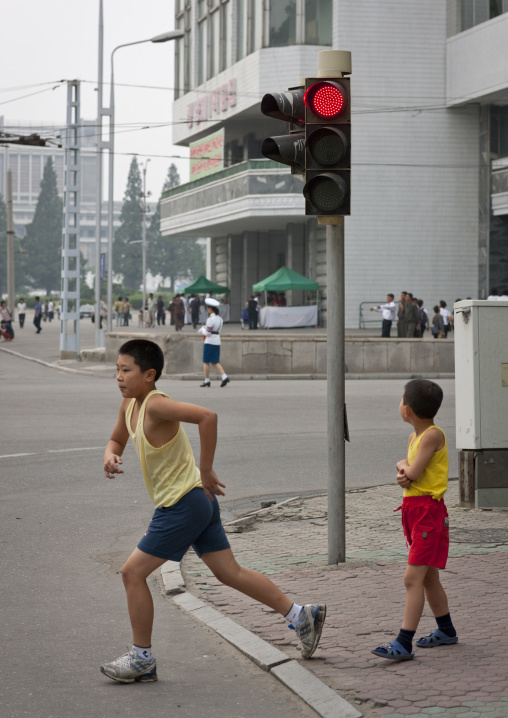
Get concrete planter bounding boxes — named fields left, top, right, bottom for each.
left=105, top=332, right=454, bottom=376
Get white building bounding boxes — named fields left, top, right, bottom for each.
left=0, top=117, right=121, bottom=275
left=160, top=0, right=508, bottom=327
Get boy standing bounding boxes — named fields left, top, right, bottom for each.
left=101, top=339, right=326, bottom=683
left=372, top=379, right=458, bottom=661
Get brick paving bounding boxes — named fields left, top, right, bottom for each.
left=181, top=484, right=508, bottom=717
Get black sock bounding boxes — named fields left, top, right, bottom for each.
left=436, top=612, right=456, bottom=637
left=396, top=628, right=415, bottom=652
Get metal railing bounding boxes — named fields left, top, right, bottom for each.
left=359, top=301, right=390, bottom=329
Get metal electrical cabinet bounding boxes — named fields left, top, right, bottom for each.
left=454, top=299, right=508, bottom=507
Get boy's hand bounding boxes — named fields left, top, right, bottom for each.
left=200, top=468, right=226, bottom=500
left=104, top=454, right=124, bottom=479
left=397, top=468, right=411, bottom=489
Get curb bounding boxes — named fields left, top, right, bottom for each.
left=0, top=348, right=454, bottom=382
left=172, top=592, right=362, bottom=718
left=160, top=495, right=363, bottom=718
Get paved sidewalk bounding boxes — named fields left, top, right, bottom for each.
left=180, top=484, right=508, bottom=717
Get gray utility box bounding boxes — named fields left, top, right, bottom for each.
left=454, top=299, right=508, bottom=507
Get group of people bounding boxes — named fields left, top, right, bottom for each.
left=371, top=292, right=453, bottom=339
left=100, top=334, right=455, bottom=681
left=241, top=293, right=261, bottom=330
left=1, top=297, right=47, bottom=340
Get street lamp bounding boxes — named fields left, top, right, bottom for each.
left=141, top=158, right=151, bottom=319
left=104, top=29, right=183, bottom=333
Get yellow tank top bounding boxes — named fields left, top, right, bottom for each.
left=403, top=425, right=448, bottom=501
left=125, top=390, right=202, bottom=508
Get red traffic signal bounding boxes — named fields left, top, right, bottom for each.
left=304, top=81, right=349, bottom=121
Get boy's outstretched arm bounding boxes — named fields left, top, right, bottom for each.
left=104, top=400, right=130, bottom=479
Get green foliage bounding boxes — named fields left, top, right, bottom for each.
left=145, top=164, right=205, bottom=290
left=113, top=157, right=143, bottom=290
left=22, top=158, right=63, bottom=294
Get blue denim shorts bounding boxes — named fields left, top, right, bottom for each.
left=137, top=487, right=230, bottom=561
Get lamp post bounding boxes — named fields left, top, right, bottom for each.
left=105, top=29, right=184, bottom=333
left=141, top=158, right=150, bottom=319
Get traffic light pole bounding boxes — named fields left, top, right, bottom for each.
left=326, top=219, right=346, bottom=564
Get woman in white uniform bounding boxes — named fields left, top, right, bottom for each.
left=199, top=298, right=230, bottom=387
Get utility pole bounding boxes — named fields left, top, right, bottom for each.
left=6, top=170, right=14, bottom=319
left=141, top=159, right=150, bottom=316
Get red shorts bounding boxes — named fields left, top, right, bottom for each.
left=399, top=496, right=449, bottom=569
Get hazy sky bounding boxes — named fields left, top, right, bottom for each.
left=0, top=0, right=188, bottom=203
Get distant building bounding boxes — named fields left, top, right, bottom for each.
left=161, top=0, right=508, bottom=326
left=0, top=116, right=121, bottom=275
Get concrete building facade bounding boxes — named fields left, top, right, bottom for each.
left=160, top=0, right=508, bottom=327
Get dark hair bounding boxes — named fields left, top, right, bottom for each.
left=490, top=288, right=498, bottom=296
left=403, top=379, right=443, bottom=420
left=210, top=305, right=219, bottom=315
left=433, top=305, right=439, bottom=313
left=119, top=339, right=164, bottom=381
left=418, top=299, right=423, bottom=307
left=387, top=293, right=394, bottom=300
left=439, top=300, right=447, bottom=308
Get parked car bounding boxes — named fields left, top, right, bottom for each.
left=79, top=303, right=95, bottom=319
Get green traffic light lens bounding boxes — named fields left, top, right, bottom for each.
left=308, top=128, right=347, bottom=166
left=307, top=175, right=347, bottom=212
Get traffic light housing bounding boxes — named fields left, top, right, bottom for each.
left=303, top=78, right=351, bottom=216
left=261, top=87, right=306, bottom=174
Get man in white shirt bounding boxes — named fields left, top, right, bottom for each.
left=370, top=293, right=397, bottom=338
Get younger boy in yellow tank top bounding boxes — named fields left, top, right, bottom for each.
left=372, top=379, right=458, bottom=661
left=100, top=339, right=326, bottom=683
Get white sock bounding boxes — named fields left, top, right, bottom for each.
left=284, top=603, right=304, bottom=625
left=132, top=644, right=153, bottom=662
left=203, top=378, right=210, bottom=384
left=221, top=373, right=227, bottom=380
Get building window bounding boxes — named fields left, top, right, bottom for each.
left=237, top=0, right=248, bottom=60
left=461, top=0, right=508, bottom=31
left=270, top=0, right=297, bottom=47
left=220, top=0, right=231, bottom=71
left=209, top=4, right=221, bottom=78
left=491, top=106, right=508, bottom=158
left=175, top=1, right=191, bottom=98
left=305, top=0, right=332, bottom=45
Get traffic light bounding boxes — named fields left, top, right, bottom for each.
left=260, top=87, right=306, bottom=174
left=303, top=78, right=351, bottom=216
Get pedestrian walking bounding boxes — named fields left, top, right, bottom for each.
left=33, top=296, right=43, bottom=334
left=439, top=301, right=452, bottom=337
left=123, top=297, right=131, bottom=327
left=372, top=379, right=457, bottom=662
left=432, top=305, right=444, bottom=338
left=370, top=293, right=397, bottom=337
left=247, top=295, right=258, bottom=330
left=199, top=298, right=230, bottom=387
left=17, top=298, right=27, bottom=328
left=156, top=295, right=165, bottom=326
left=190, top=294, right=200, bottom=328
left=397, top=291, right=407, bottom=337
left=100, top=338, right=326, bottom=683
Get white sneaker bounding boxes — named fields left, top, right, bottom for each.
left=100, top=648, right=157, bottom=683
left=291, top=604, right=327, bottom=659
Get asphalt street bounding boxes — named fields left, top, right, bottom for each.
left=0, top=320, right=457, bottom=717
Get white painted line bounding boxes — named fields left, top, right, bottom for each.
left=0, top=452, right=37, bottom=459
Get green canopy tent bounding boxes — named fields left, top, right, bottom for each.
left=252, top=266, right=318, bottom=293
left=252, top=267, right=319, bottom=328
left=182, top=275, right=230, bottom=295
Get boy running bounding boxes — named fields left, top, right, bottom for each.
left=100, top=339, right=326, bottom=682
left=372, top=379, right=458, bottom=661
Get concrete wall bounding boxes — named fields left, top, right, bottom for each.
left=105, top=333, right=454, bottom=376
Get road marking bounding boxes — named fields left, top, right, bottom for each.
left=0, top=452, right=37, bottom=459
left=0, top=446, right=103, bottom=459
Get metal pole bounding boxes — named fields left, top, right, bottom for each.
left=141, top=159, right=150, bottom=317
left=326, top=219, right=346, bottom=564
left=6, top=170, right=14, bottom=319
left=95, top=0, right=104, bottom=347
left=106, top=48, right=117, bottom=334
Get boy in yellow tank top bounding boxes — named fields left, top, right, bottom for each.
left=100, top=339, right=326, bottom=683
left=372, top=379, right=458, bottom=662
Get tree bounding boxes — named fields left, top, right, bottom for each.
left=113, top=157, right=143, bottom=290
left=23, top=157, right=63, bottom=294
left=145, top=164, right=205, bottom=290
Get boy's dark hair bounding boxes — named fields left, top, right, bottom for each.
left=403, top=379, right=443, bottom=420
left=387, top=293, right=394, bottom=300
left=119, top=339, right=164, bottom=381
